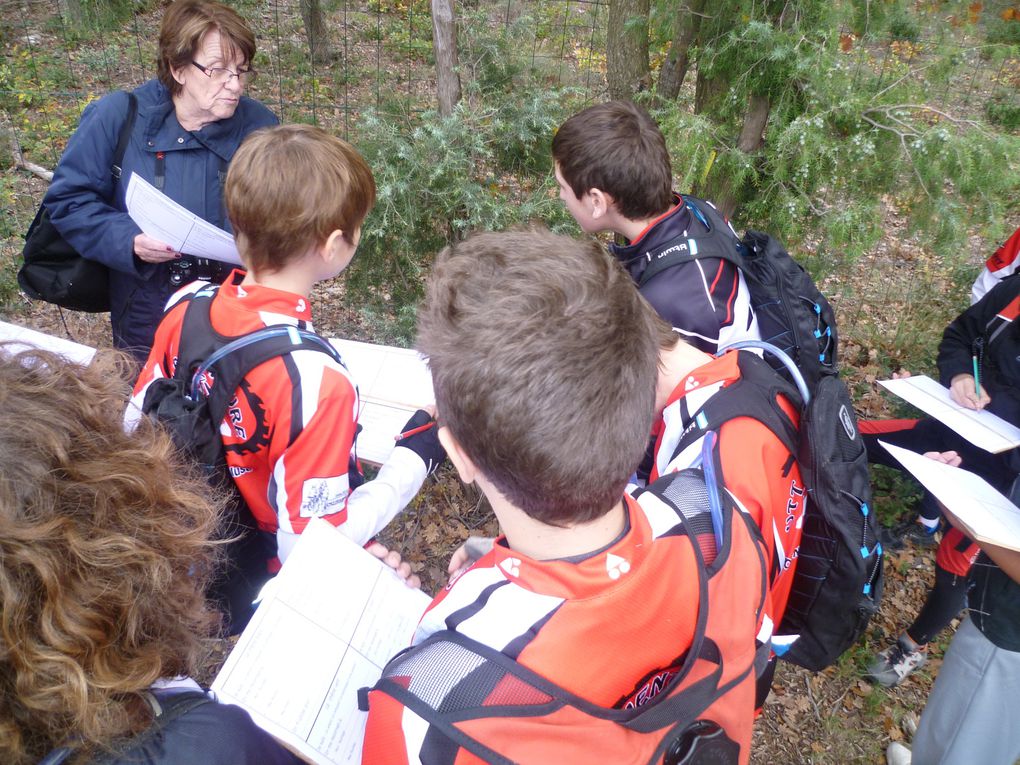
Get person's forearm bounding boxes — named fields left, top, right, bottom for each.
left=976, top=541, right=1020, bottom=586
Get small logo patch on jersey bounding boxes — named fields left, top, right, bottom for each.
left=228, top=465, right=254, bottom=479
left=500, top=557, right=521, bottom=577
left=296, top=298, right=306, bottom=313
left=299, top=476, right=349, bottom=518
left=606, top=553, right=631, bottom=580
left=684, top=374, right=700, bottom=391
left=236, top=285, right=248, bottom=298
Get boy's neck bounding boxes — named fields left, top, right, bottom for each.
left=655, top=340, right=714, bottom=412
left=610, top=200, right=678, bottom=242
left=240, top=264, right=317, bottom=298
left=493, top=493, right=628, bottom=562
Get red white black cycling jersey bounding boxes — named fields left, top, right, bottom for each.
left=131, top=270, right=427, bottom=561
left=646, top=351, right=805, bottom=640
left=972, top=225, right=1020, bottom=304
left=610, top=195, right=760, bottom=355
left=363, top=493, right=736, bottom=765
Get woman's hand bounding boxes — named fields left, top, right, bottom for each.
left=365, top=541, right=421, bottom=589
left=949, top=374, right=991, bottom=410
left=134, top=233, right=180, bottom=264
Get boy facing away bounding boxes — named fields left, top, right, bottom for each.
left=131, top=125, right=442, bottom=616
left=552, top=99, right=760, bottom=355
left=362, top=229, right=766, bottom=764
left=650, top=322, right=806, bottom=703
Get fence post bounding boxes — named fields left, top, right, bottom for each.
left=430, top=0, right=461, bottom=116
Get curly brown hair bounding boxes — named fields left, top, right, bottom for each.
left=0, top=346, right=226, bottom=764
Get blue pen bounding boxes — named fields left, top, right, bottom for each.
left=972, top=354, right=981, bottom=399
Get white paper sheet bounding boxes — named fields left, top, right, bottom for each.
left=0, top=320, right=97, bottom=365
left=331, top=339, right=434, bottom=465
left=125, top=173, right=242, bottom=265
left=212, top=519, right=431, bottom=765
left=880, top=440, right=1020, bottom=551
left=879, top=374, right=1020, bottom=453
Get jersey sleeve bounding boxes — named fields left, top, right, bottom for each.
left=270, top=361, right=428, bottom=562
left=937, top=278, right=1018, bottom=387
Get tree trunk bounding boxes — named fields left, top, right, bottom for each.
left=737, top=93, right=770, bottom=153
left=694, top=68, right=726, bottom=115
left=431, top=0, right=462, bottom=116
left=59, top=0, right=84, bottom=27
left=300, top=0, right=334, bottom=66
left=607, top=0, right=651, bottom=101
left=657, top=0, right=706, bottom=100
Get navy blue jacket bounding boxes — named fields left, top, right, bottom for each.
left=609, top=195, right=760, bottom=354
left=43, top=80, right=277, bottom=356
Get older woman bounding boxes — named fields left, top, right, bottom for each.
left=0, top=346, right=300, bottom=765
left=43, top=0, right=277, bottom=361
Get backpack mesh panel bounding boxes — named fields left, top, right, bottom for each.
left=381, top=640, right=553, bottom=715
left=654, top=471, right=718, bottom=564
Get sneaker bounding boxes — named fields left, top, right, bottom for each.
left=887, top=742, right=912, bottom=765
left=899, top=520, right=940, bottom=549
left=866, top=635, right=927, bottom=687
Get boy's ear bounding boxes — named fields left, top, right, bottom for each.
left=587, top=188, right=614, bottom=220
left=321, top=229, right=356, bottom=269
left=438, top=426, right=477, bottom=484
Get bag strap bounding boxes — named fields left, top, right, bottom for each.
left=673, top=350, right=802, bottom=464
left=637, top=196, right=744, bottom=287
left=173, top=286, right=345, bottom=436
left=38, top=690, right=212, bottom=765
left=111, top=92, right=138, bottom=181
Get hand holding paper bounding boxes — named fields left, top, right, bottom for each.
left=880, top=440, right=1020, bottom=552
left=879, top=374, right=1020, bottom=453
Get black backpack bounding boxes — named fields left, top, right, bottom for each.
left=670, top=345, right=883, bottom=671
left=637, top=195, right=838, bottom=390
left=39, top=690, right=213, bottom=765
left=141, top=284, right=345, bottom=632
left=19, top=92, right=138, bottom=313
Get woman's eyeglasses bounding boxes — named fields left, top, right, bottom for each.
left=191, top=61, right=257, bottom=85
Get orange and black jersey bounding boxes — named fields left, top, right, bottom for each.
left=363, top=493, right=750, bottom=764
left=131, top=271, right=428, bottom=561
left=648, top=351, right=805, bottom=639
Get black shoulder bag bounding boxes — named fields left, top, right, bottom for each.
left=18, top=92, right=138, bottom=313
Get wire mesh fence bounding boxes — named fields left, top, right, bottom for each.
left=0, top=0, right=1016, bottom=243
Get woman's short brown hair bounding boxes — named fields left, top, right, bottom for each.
left=226, top=124, right=376, bottom=274
left=158, top=0, right=256, bottom=96
left=0, top=346, right=225, bottom=765
left=417, top=228, right=659, bottom=526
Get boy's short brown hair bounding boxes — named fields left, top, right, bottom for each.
left=226, top=124, right=376, bottom=274
left=417, top=228, right=659, bottom=526
left=552, top=100, right=673, bottom=221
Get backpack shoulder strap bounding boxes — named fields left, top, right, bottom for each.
left=673, top=351, right=801, bottom=463
left=110, top=92, right=138, bottom=181
left=173, top=284, right=224, bottom=381
left=196, top=324, right=344, bottom=435
left=637, top=196, right=744, bottom=287
left=38, top=690, right=213, bottom=765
